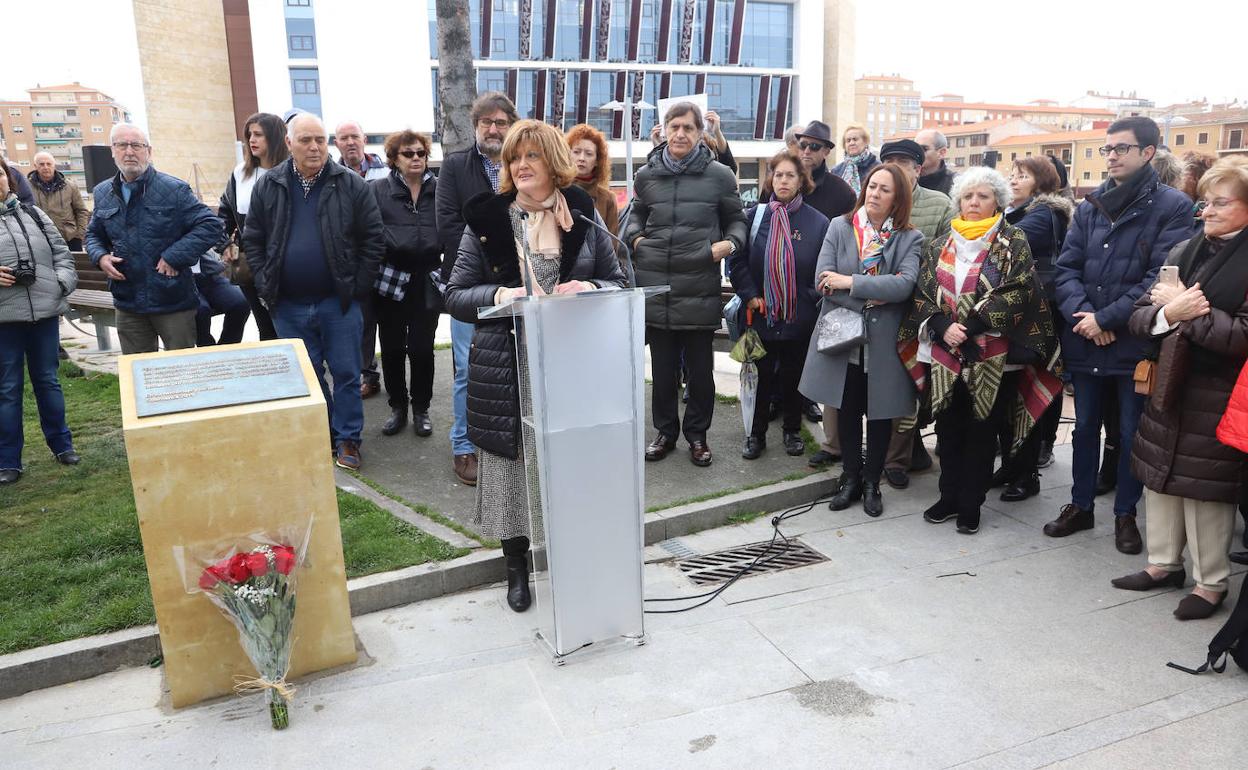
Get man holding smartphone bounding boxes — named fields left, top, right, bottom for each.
left=1046, top=117, right=1196, bottom=554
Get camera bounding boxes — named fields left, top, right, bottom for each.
left=11, top=255, right=36, bottom=287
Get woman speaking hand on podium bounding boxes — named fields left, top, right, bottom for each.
left=444, top=120, right=626, bottom=612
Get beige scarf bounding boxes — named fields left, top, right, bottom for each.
left=514, top=189, right=573, bottom=254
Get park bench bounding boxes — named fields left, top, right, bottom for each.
left=65, top=251, right=117, bottom=351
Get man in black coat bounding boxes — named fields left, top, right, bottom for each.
left=243, top=114, right=383, bottom=472
left=917, top=129, right=955, bottom=196
left=433, top=91, right=518, bottom=486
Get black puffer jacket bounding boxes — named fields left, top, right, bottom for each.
left=444, top=184, right=627, bottom=458
left=242, top=158, right=384, bottom=312
left=369, top=170, right=442, bottom=274
left=622, top=143, right=747, bottom=330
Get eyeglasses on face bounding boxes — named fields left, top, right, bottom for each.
left=398, top=149, right=428, bottom=159
left=112, top=141, right=149, bottom=151
left=799, top=141, right=830, bottom=152
left=477, top=118, right=511, bottom=129
left=1098, top=143, right=1144, bottom=157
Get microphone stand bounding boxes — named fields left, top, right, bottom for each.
left=573, top=210, right=637, bottom=288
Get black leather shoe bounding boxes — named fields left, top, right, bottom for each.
left=645, top=434, right=677, bottom=461
left=742, top=435, right=765, bottom=460
left=863, top=481, right=883, bottom=517
left=54, top=449, right=80, bottom=465
left=505, top=555, right=531, bottom=613
left=1115, top=515, right=1143, bottom=555
left=1000, top=472, right=1040, bottom=502
left=689, top=440, right=713, bottom=467
left=381, top=408, right=407, bottom=436
left=808, top=449, right=840, bottom=468
left=413, top=411, right=433, bottom=437
left=989, top=466, right=1011, bottom=488
left=829, top=474, right=864, bottom=511
left=1037, top=441, right=1055, bottom=469
left=1044, top=503, right=1094, bottom=537
left=883, top=468, right=909, bottom=490
left=783, top=432, right=805, bottom=456
left=923, top=500, right=957, bottom=524
left=0, top=468, right=20, bottom=484
left=804, top=402, right=823, bottom=423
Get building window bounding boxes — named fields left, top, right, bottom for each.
left=1231, top=129, right=1243, bottom=150
left=11, top=126, right=22, bottom=133
left=14, top=143, right=26, bottom=151
left=1062, top=149, right=1072, bottom=163
left=1083, top=171, right=1091, bottom=180
left=955, top=137, right=966, bottom=148
left=7, top=108, right=20, bottom=117
left=1011, top=152, right=1017, bottom=160
left=969, top=134, right=986, bottom=147
left=1101, top=171, right=1108, bottom=179
left=289, top=35, right=314, bottom=51
left=1198, top=132, right=1209, bottom=144
left=90, top=108, right=100, bottom=117
left=66, top=108, right=77, bottom=117
left=1175, top=134, right=1185, bottom=146
left=91, top=126, right=104, bottom=133
left=293, top=78, right=318, bottom=94
left=969, top=153, right=983, bottom=166
left=1085, top=147, right=1093, bottom=159
left=954, top=157, right=966, bottom=167
left=287, top=0, right=311, bottom=5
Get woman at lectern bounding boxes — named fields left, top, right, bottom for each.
left=444, top=120, right=626, bottom=613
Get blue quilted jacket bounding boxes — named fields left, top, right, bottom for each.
left=85, top=165, right=222, bottom=314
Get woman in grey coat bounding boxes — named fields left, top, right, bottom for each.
left=799, top=163, right=922, bottom=517
left=0, top=165, right=79, bottom=484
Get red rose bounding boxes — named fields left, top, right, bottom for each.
left=225, top=553, right=252, bottom=584
left=198, top=567, right=221, bottom=590
left=273, top=546, right=296, bottom=576
left=246, top=551, right=269, bottom=577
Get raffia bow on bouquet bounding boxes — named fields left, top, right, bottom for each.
left=175, top=524, right=311, bottom=729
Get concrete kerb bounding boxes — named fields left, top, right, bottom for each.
left=0, top=473, right=836, bottom=701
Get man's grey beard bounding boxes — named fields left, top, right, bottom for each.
left=480, top=138, right=503, bottom=158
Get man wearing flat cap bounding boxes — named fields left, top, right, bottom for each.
left=794, top=120, right=859, bottom=469
left=875, top=138, right=956, bottom=489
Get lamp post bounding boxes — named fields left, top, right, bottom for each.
left=600, top=91, right=655, bottom=201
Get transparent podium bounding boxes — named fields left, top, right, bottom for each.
left=479, top=285, right=668, bottom=664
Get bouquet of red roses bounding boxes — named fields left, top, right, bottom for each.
left=181, top=530, right=309, bottom=729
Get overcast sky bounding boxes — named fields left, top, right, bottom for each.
left=0, top=0, right=1244, bottom=130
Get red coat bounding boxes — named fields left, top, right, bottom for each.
left=1217, top=359, right=1248, bottom=454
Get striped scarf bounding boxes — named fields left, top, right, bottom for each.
left=763, top=194, right=804, bottom=325
left=852, top=206, right=893, bottom=276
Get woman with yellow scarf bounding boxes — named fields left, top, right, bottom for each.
left=896, top=167, right=1062, bottom=534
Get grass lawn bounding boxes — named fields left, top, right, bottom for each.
left=0, top=362, right=468, bottom=656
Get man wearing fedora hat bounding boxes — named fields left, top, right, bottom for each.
left=875, top=138, right=956, bottom=488
left=793, top=120, right=859, bottom=468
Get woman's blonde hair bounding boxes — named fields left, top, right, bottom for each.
left=843, top=123, right=871, bottom=145
left=1197, top=155, right=1248, bottom=204
left=499, top=119, right=576, bottom=194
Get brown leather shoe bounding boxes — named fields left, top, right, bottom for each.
left=1043, top=503, right=1094, bottom=538
left=1115, top=515, right=1143, bottom=555
left=1174, top=592, right=1225, bottom=621
left=334, top=440, right=362, bottom=470
left=453, top=453, right=478, bottom=486
left=1111, top=568, right=1186, bottom=591
left=360, top=380, right=380, bottom=399
left=645, top=434, right=677, bottom=462
left=689, top=440, right=713, bottom=467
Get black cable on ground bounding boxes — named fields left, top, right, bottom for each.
left=642, top=491, right=833, bottom=614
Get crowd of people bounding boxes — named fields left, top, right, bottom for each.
left=1, top=94, right=1245, bottom=622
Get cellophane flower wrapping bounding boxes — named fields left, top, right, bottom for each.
left=175, top=523, right=311, bottom=729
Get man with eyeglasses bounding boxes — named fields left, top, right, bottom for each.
left=788, top=120, right=858, bottom=467
left=85, top=123, right=222, bottom=354
left=434, top=91, right=518, bottom=486
left=335, top=121, right=391, bottom=401
left=243, top=114, right=384, bottom=472
left=1047, top=116, right=1197, bottom=554
left=916, top=129, right=955, bottom=196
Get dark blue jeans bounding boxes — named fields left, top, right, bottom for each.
left=271, top=297, right=364, bottom=446
left=1071, top=371, right=1144, bottom=516
left=0, top=316, right=74, bottom=469
left=195, top=273, right=250, bottom=346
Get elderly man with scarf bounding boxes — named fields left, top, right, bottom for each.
left=1047, top=116, right=1197, bottom=554
left=625, top=102, right=747, bottom=468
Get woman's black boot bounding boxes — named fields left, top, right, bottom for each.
left=506, top=554, right=531, bottom=612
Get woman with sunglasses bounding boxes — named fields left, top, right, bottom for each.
left=369, top=130, right=442, bottom=438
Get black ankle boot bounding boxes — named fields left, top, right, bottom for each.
left=829, top=473, right=864, bottom=511
left=381, top=408, right=407, bottom=436
left=506, top=554, right=531, bottom=612
left=863, top=481, right=883, bottom=517
left=1000, top=472, right=1040, bottom=502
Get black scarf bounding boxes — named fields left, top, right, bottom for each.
left=30, top=171, right=65, bottom=196
left=1178, top=229, right=1248, bottom=314
left=1096, top=163, right=1156, bottom=222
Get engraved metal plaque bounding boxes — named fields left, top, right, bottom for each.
left=132, top=343, right=310, bottom=417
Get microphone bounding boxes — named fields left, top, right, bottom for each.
left=572, top=208, right=637, bottom=288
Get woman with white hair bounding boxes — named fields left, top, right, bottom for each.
left=897, top=167, right=1061, bottom=534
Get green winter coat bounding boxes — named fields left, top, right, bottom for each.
left=910, top=184, right=954, bottom=256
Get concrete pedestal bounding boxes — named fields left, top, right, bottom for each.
left=119, top=340, right=356, bottom=708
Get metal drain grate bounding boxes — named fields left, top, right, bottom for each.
left=676, top=539, right=827, bottom=585
left=658, top=538, right=699, bottom=559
